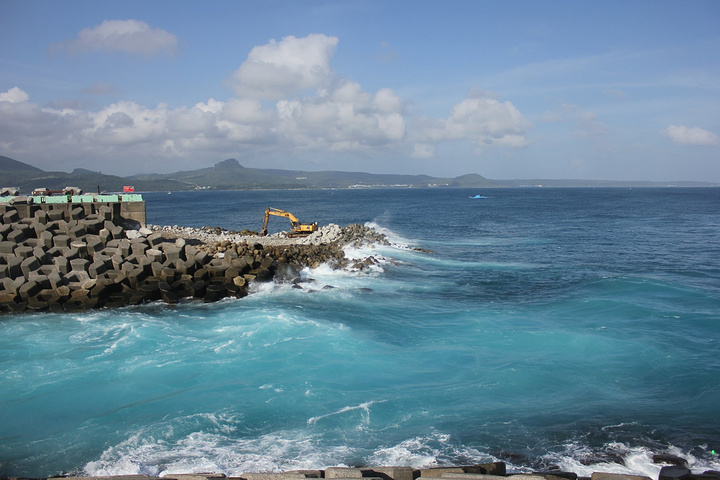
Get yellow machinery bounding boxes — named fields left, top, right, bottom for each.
left=260, top=207, right=318, bottom=237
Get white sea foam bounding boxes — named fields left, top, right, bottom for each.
left=299, top=263, right=383, bottom=294
left=68, top=321, right=138, bottom=360
left=365, top=221, right=415, bottom=248
left=367, top=436, right=720, bottom=476
left=307, top=400, right=379, bottom=426
left=366, top=433, right=453, bottom=468
left=213, top=339, right=235, bottom=353
left=365, top=432, right=500, bottom=469
left=84, top=428, right=356, bottom=477
left=530, top=441, right=720, bottom=478
left=78, top=424, right=720, bottom=478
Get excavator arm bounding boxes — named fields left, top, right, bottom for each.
left=260, top=207, right=318, bottom=237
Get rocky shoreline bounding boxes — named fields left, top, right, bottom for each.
left=2, top=460, right=718, bottom=480
left=0, top=201, right=390, bottom=313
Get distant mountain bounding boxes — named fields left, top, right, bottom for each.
left=214, top=158, right=244, bottom=169
left=127, top=158, right=467, bottom=189
left=0, top=154, right=717, bottom=193
left=0, top=156, right=187, bottom=193
left=0, top=155, right=43, bottom=172
left=449, top=174, right=498, bottom=188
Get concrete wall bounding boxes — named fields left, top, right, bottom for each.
left=0, top=197, right=146, bottom=228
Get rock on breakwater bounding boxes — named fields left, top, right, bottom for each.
left=147, top=222, right=390, bottom=249
left=0, top=203, right=390, bottom=313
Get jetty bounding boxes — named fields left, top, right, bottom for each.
left=0, top=193, right=386, bottom=313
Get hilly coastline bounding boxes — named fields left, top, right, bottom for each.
left=1, top=155, right=716, bottom=193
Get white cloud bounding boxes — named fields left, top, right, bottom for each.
left=0, top=90, right=90, bottom=157
left=51, top=20, right=178, bottom=57
left=373, top=88, right=404, bottom=114
left=1, top=81, right=402, bottom=170
left=419, top=95, right=531, bottom=149
left=85, top=101, right=169, bottom=145
left=0, top=32, right=535, bottom=174
left=331, top=80, right=371, bottom=104
left=0, top=87, right=29, bottom=103
left=167, top=102, right=218, bottom=136
left=3, top=74, right=527, bottom=172
left=231, top=34, right=338, bottom=99
left=275, top=79, right=406, bottom=151
left=221, top=98, right=274, bottom=124
left=662, top=125, right=719, bottom=146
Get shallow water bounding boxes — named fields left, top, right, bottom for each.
left=1, top=188, right=719, bottom=477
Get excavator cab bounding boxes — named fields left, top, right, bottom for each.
left=260, top=207, right=318, bottom=237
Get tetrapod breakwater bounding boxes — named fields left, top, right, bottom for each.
left=0, top=197, right=388, bottom=313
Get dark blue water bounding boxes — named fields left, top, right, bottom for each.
left=1, top=188, right=719, bottom=477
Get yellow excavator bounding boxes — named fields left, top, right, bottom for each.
left=260, top=207, right=318, bottom=237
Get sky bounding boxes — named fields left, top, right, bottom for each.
left=1, top=0, right=719, bottom=181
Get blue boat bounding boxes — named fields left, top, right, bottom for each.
left=470, top=194, right=487, bottom=199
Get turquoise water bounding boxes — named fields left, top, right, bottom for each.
left=1, top=188, right=719, bottom=477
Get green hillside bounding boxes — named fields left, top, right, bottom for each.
left=127, top=158, right=464, bottom=189
left=0, top=155, right=43, bottom=172
left=0, top=156, right=187, bottom=193
left=1, top=154, right=716, bottom=192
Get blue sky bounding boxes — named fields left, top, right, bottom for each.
left=1, top=0, right=719, bottom=181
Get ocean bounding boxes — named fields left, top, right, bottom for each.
left=1, top=187, right=719, bottom=478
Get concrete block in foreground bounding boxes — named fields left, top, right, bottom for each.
left=507, top=475, right=571, bottom=480
left=53, top=234, right=71, bottom=248
left=325, top=468, right=364, bottom=479
left=39, top=230, right=53, bottom=248
left=117, top=238, right=131, bottom=256
left=367, top=466, right=417, bottom=480
left=7, top=228, right=26, bottom=243
left=20, top=256, right=41, bottom=279
left=99, top=227, right=112, bottom=244
left=88, top=260, right=108, bottom=278
left=57, top=476, right=159, bottom=480
left=147, top=232, right=164, bottom=246
left=14, top=245, right=33, bottom=259
left=82, top=217, right=105, bottom=234
left=285, top=471, right=323, bottom=479
left=3, top=209, right=20, bottom=223
left=69, top=258, right=90, bottom=272
left=329, top=478, right=385, bottom=480
left=18, top=280, right=41, bottom=299
left=325, top=468, right=396, bottom=480
left=162, top=245, right=183, bottom=261
left=591, top=473, right=652, bottom=480
left=86, top=235, right=104, bottom=255
left=233, top=474, right=309, bottom=480
left=421, top=465, right=502, bottom=478
left=68, top=224, right=87, bottom=239
left=0, top=240, right=15, bottom=254
left=0, top=224, right=12, bottom=241
left=166, top=475, right=227, bottom=480
left=658, top=467, right=691, bottom=480
left=146, top=248, right=163, bottom=263
left=47, top=209, right=65, bottom=221
left=441, top=475, right=506, bottom=480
